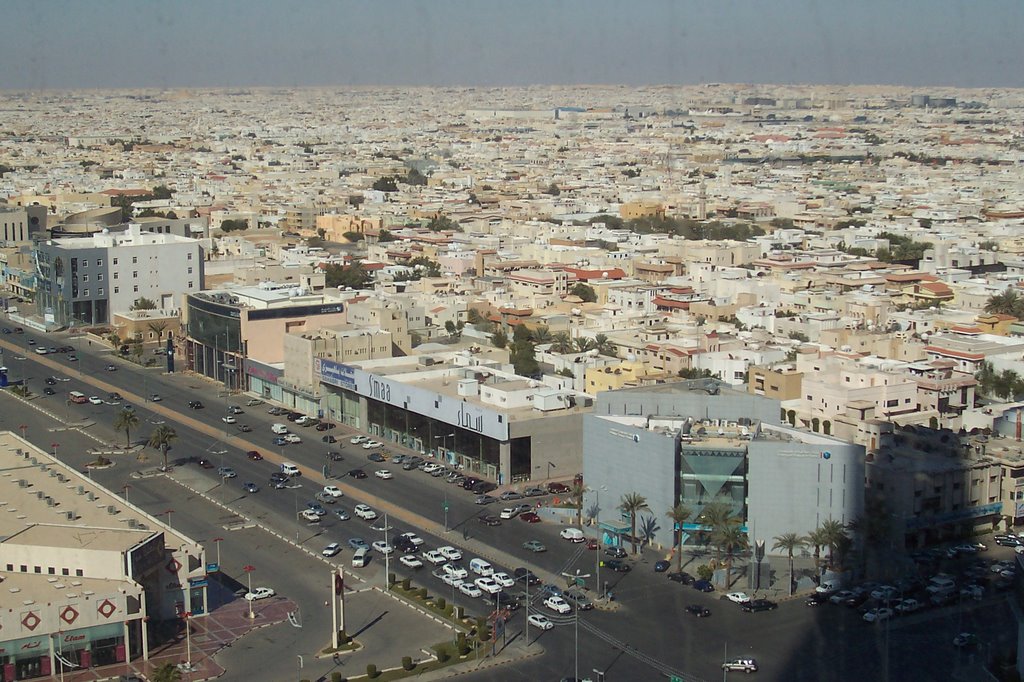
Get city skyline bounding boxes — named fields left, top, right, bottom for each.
left=1, top=0, right=1022, bottom=91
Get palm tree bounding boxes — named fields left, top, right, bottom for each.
left=150, top=663, right=182, bottom=682
left=568, top=480, right=586, bottom=528
left=666, top=503, right=693, bottom=574
left=148, top=424, right=178, bottom=471
left=817, top=519, right=850, bottom=571
left=574, top=337, right=596, bottom=353
left=698, top=498, right=736, bottom=561
left=618, top=492, right=650, bottom=555
left=713, top=524, right=748, bottom=589
left=803, top=527, right=828, bottom=576
left=772, top=532, right=806, bottom=596
left=148, top=320, right=169, bottom=344
left=594, top=333, right=616, bottom=357
left=113, top=408, right=140, bottom=449
left=984, top=290, right=1023, bottom=317
left=551, top=332, right=573, bottom=354
left=531, top=326, right=552, bottom=344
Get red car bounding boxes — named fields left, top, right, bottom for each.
left=520, top=512, right=541, bottom=523
left=196, top=458, right=213, bottom=469
left=247, top=450, right=263, bottom=461
left=546, top=482, right=570, bottom=494
left=586, top=539, right=599, bottom=550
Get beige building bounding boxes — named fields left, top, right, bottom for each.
left=748, top=364, right=803, bottom=401
left=281, top=326, right=394, bottom=404
left=0, top=432, right=206, bottom=675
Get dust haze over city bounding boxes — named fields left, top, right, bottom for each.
left=1, top=2, right=1024, bottom=682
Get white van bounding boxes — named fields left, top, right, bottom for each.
left=352, top=547, right=370, bottom=568
left=271, top=423, right=289, bottom=435
left=281, top=463, right=300, bottom=477
left=559, top=528, right=584, bottom=543
left=470, top=558, right=493, bottom=576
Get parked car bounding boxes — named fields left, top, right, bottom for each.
left=399, top=555, right=423, bottom=569
left=693, top=580, right=715, bottom=593
left=520, top=512, right=541, bottom=523
left=894, top=598, right=921, bottom=614
left=547, top=482, right=570, bottom=494
left=742, top=599, right=778, bottom=613
left=654, top=560, right=671, bottom=573
left=726, top=592, right=751, bottom=604
left=475, top=495, right=496, bottom=505
left=604, top=546, right=627, bottom=559
left=668, top=572, right=695, bottom=585
left=523, top=487, right=546, bottom=497
left=322, top=543, right=342, bottom=557
left=362, top=440, right=384, bottom=450
left=862, top=607, right=894, bottom=623
left=686, top=604, right=711, bottom=617
left=500, top=490, right=524, bottom=501
left=244, top=587, right=275, bottom=601
left=604, top=560, right=631, bottom=573
left=478, top=515, right=502, bottom=526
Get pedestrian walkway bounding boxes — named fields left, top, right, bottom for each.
left=49, top=586, right=295, bottom=682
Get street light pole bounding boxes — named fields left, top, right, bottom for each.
left=212, top=537, right=223, bottom=567
left=383, top=512, right=390, bottom=591
left=561, top=569, right=591, bottom=681
left=244, top=565, right=256, bottom=619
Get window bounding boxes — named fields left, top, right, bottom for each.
left=82, top=274, right=88, bottom=282
left=75, top=569, right=84, bottom=577
left=98, top=288, right=104, bottom=296
left=886, top=399, right=899, bottom=407
left=188, top=281, right=193, bottom=288
left=97, top=273, right=103, bottom=281
left=20, top=565, right=27, bottom=572
left=904, top=398, right=911, bottom=404
left=34, top=566, right=41, bottom=573
left=113, top=258, right=118, bottom=265
left=48, top=567, right=55, bottom=575
left=132, top=271, right=138, bottom=278
left=62, top=568, right=69, bottom=576
left=96, top=260, right=101, bottom=267
left=133, top=285, right=139, bottom=292
left=114, top=287, right=119, bottom=294
left=132, top=256, right=137, bottom=264
left=113, top=272, right=118, bottom=279
left=83, top=289, right=89, bottom=297
left=188, top=267, right=193, bottom=274
left=188, top=252, right=193, bottom=260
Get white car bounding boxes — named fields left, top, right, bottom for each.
left=422, top=462, right=443, bottom=474
left=475, top=577, right=502, bottom=594
left=362, top=440, right=384, bottom=450
left=399, top=554, right=423, bottom=569
left=726, top=592, right=751, bottom=604
left=372, top=540, right=394, bottom=556
left=499, top=507, right=521, bottom=520
left=438, top=546, right=462, bottom=561
left=88, top=396, right=103, bottom=405
left=323, top=485, right=343, bottom=498
left=544, top=596, right=571, bottom=614
left=422, top=550, right=446, bottom=565
left=870, top=585, right=897, bottom=601
left=863, top=607, right=893, bottom=623
left=442, top=563, right=468, bottom=579
left=895, top=598, right=921, bottom=614
left=492, top=572, right=514, bottom=588
left=299, top=509, right=321, bottom=523
left=244, top=587, right=275, bottom=601
left=222, top=415, right=237, bottom=424
left=322, top=543, right=342, bottom=557
left=354, top=504, right=377, bottom=520
left=350, top=435, right=369, bottom=445
left=441, top=573, right=464, bottom=588
left=284, top=433, right=302, bottom=444
left=374, top=469, right=393, bottom=480
left=459, top=582, right=483, bottom=598
left=527, top=613, right=553, bottom=631
left=399, top=532, right=424, bottom=547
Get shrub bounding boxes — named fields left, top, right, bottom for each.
left=436, top=597, right=446, bottom=610
left=402, top=656, right=414, bottom=671
left=366, top=663, right=379, bottom=679
left=331, top=673, right=344, bottom=682
left=388, top=572, right=396, bottom=585
left=418, top=587, right=428, bottom=599
left=401, top=578, right=411, bottom=591
left=697, top=564, right=714, bottom=581
left=436, top=650, right=449, bottom=663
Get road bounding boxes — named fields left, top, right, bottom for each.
left=0, top=326, right=1017, bottom=681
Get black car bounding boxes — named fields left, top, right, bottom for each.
left=495, top=592, right=521, bottom=611
left=604, top=546, right=627, bottom=559
left=316, top=422, right=336, bottom=431
left=994, top=535, right=1021, bottom=547
left=842, top=593, right=869, bottom=608
left=805, top=592, right=830, bottom=606
left=367, top=452, right=386, bottom=463
left=471, top=481, right=497, bottom=494
left=461, top=477, right=482, bottom=490
left=327, top=451, right=343, bottom=461
left=685, top=604, right=711, bottom=617
left=188, top=400, right=204, bottom=409
left=109, top=392, right=123, bottom=401
left=322, top=435, right=338, bottom=443
left=742, top=599, right=778, bottom=613
left=394, top=537, right=416, bottom=553
left=348, top=469, right=368, bottom=479
left=44, top=387, right=56, bottom=395
left=514, top=567, right=542, bottom=586
left=604, top=560, right=631, bottom=573
left=45, top=377, right=57, bottom=385
left=478, top=515, right=502, bottom=526
left=667, top=572, right=695, bottom=585
left=286, top=411, right=303, bottom=422
left=654, top=560, right=671, bottom=573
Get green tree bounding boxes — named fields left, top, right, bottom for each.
left=372, top=176, right=399, bottom=192
left=466, top=308, right=484, bottom=325
left=407, top=256, right=441, bottom=277
left=426, top=213, right=457, bottom=232
left=714, top=524, right=749, bottom=589
left=985, top=290, right=1024, bottom=318
left=324, top=263, right=372, bottom=289
left=405, top=168, right=428, bottom=186
left=444, top=320, right=461, bottom=340
left=666, top=503, right=693, bottom=574
left=569, top=283, right=597, bottom=303
left=377, top=229, right=396, bottom=242
left=619, top=492, right=650, bottom=555
left=491, top=328, right=508, bottom=349
left=150, top=663, right=182, bottom=682
left=148, top=320, right=169, bottom=343
left=510, top=338, right=539, bottom=377
left=131, top=297, right=157, bottom=311
left=148, top=424, right=178, bottom=471
left=569, top=480, right=587, bottom=528
left=698, top=499, right=736, bottom=561
left=114, top=408, right=140, bottom=448
left=594, top=333, right=616, bottom=357
left=772, top=532, right=806, bottom=596
left=574, top=337, right=596, bottom=354
left=531, top=326, right=552, bottom=344
left=545, top=182, right=561, bottom=196
left=817, top=519, right=850, bottom=571
left=551, top=332, right=573, bottom=354
left=220, top=219, right=249, bottom=232
left=804, top=527, right=828, bottom=575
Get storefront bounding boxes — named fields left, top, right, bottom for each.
left=0, top=622, right=132, bottom=681
left=246, top=359, right=284, bottom=404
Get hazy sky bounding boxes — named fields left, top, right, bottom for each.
left=3, top=0, right=1022, bottom=90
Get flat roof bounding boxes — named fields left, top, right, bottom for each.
left=0, top=432, right=199, bottom=551
left=0, top=570, right=142, bottom=605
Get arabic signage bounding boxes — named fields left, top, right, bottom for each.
left=317, top=359, right=509, bottom=440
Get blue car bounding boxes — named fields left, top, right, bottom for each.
left=348, top=538, right=368, bottom=551
left=306, top=502, right=327, bottom=516
left=273, top=436, right=289, bottom=446
left=693, top=579, right=715, bottom=592
left=243, top=482, right=259, bottom=493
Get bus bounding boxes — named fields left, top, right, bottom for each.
left=69, top=391, right=88, bottom=404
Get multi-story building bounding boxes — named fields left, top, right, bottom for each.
left=582, top=380, right=864, bottom=555
left=34, top=224, right=204, bottom=327
left=748, top=363, right=804, bottom=401
left=316, top=351, right=590, bottom=484
left=0, top=432, right=207, bottom=678
left=0, top=204, right=47, bottom=245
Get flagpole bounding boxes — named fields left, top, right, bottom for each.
left=331, top=568, right=339, bottom=649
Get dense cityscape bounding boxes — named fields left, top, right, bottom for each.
left=2, top=55, right=1024, bottom=682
